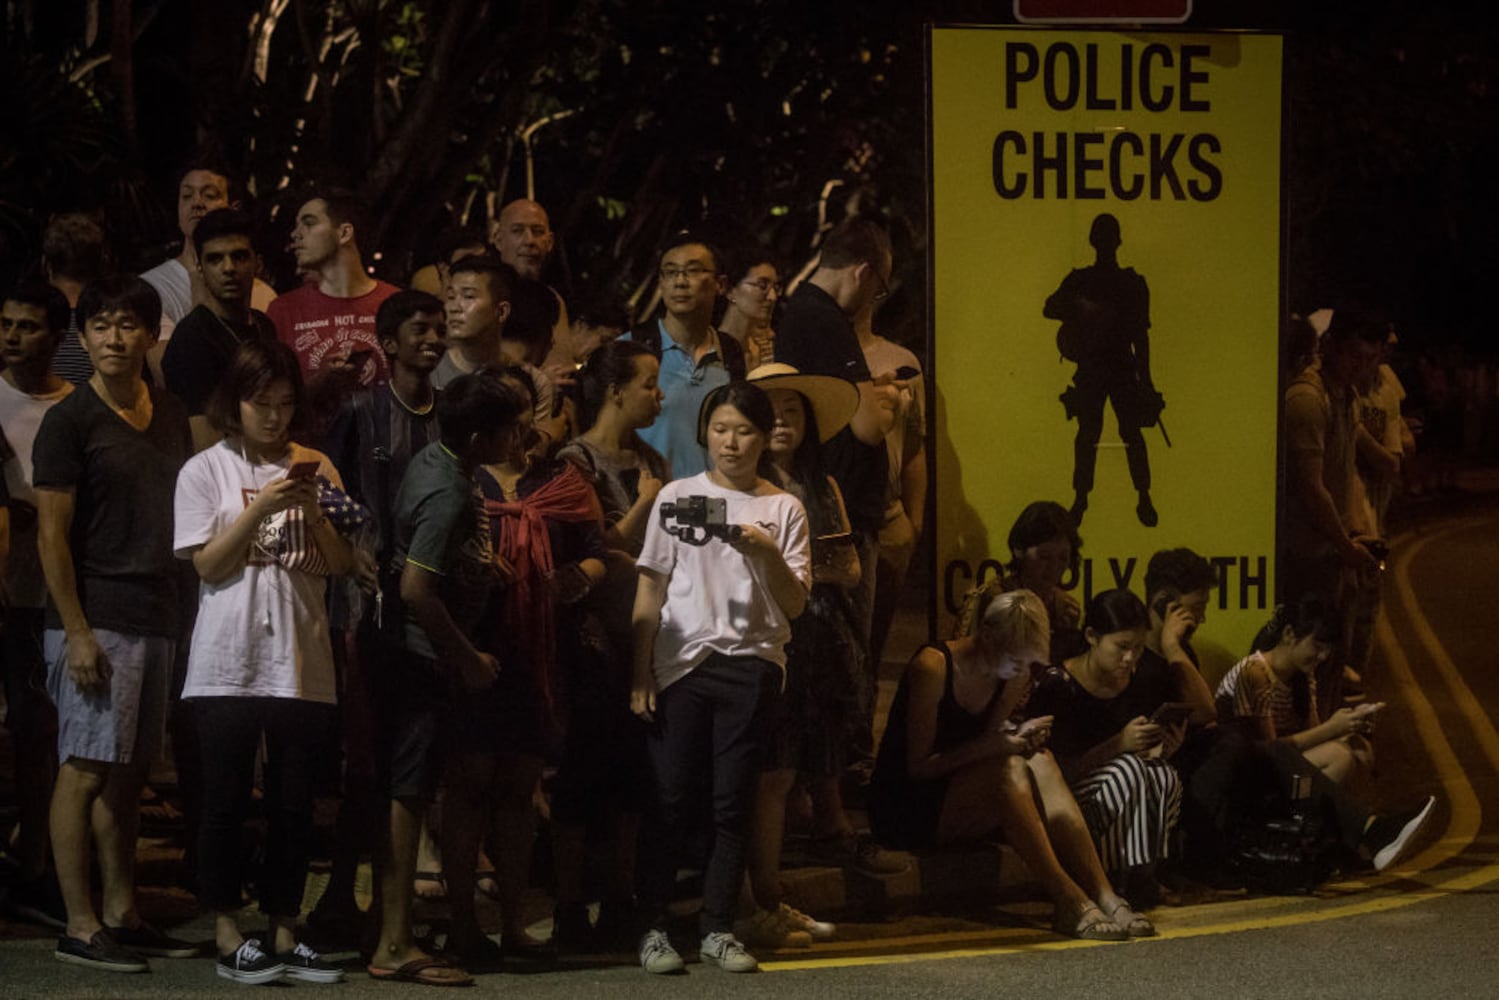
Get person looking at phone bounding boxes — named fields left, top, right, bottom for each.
left=160, top=208, right=279, bottom=453
left=630, top=381, right=811, bottom=974
left=1219, top=596, right=1435, bottom=872
left=172, top=340, right=354, bottom=984
left=1134, top=546, right=1260, bottom=886
left=267, top=188, right=399, bottom=388
left=868, top=589, right=1142, bottom=942
left=1027, top=588, right=1181, bottom=918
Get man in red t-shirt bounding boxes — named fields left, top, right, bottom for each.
left=267, top=190, right=399, bottom=387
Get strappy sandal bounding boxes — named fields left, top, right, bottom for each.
left=1052, top=901, right=1130, bottom=941
left=1104, top=899, right=1157, bottom=938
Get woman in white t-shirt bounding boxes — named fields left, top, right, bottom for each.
left=630, top=381, right=811, bottom=975
left=173, top=341, right=354, bottom=985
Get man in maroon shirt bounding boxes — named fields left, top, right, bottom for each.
left=267, top=189, right=399, bottom=387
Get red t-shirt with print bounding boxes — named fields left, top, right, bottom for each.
left=267, top=281, right=400, bottom=386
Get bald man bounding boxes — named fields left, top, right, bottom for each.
left=490, top=199, right=569, bottom=347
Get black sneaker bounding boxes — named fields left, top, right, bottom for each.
left=1365, top=796, right=1437, bottom=872
left=275, top=941, right=345, bottom=983
left=217, top=938, right=286, bottom=985
left=54, top=929, right=150, bottom=973
left=106, top=921, right=199, bottom=958
left=3, top=871, right=67, bottom=929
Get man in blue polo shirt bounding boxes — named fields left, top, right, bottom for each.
left=624, top=233, right=746, bottom=479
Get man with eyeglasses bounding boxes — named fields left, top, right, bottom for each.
left=624, top=233, right=747, bottom=478
left=775, top=217, right=900, bottom=784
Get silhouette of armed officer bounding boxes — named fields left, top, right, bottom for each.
left=1044, top=212, right=1162, bottom=528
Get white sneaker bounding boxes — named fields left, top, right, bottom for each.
left=736, top=906, right=812, bottom=949
left=780, top=903, right=836, bottom=941
left=699, top=931, right=758, bottom=972
left=637, top=928, right=684, bottom=974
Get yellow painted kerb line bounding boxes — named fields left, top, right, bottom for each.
left=765, top=517, right=1499, bottom=973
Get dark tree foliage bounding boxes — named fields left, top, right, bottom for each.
left=2, top=0, right=1496, bottom=354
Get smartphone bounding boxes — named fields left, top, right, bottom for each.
left=346, top=348, right=375, bottom=370
left=1149, top=702, right=1194, bottom=725
left=287, top=460, right=321, bottom=480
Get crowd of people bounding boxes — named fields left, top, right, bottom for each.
left=0, top=160, right=1440, bottom=985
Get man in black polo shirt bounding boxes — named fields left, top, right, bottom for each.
left=160, top=208, right=277, bottom=452
left=775, top=217, right=899, bottom=774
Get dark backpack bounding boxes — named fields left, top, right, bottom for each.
left=630, top=320, right=747, bottom=381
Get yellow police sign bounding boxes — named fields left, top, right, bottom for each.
left=931, top=27, right=1282, bottom=669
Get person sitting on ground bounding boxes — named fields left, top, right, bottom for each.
left=1027, top=588, right=1182, bottom=912
left=630, top=381, right=812, bottom=975
left=173, top=340, right=354, bottom=985
left=954, top=500, right=1085, bottom=665
left=868, top=589, right=1147, bottom=941
left=1217, top=596, right=1436, bottom=872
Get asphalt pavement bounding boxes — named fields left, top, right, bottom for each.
left=3, top=477, right=1498, bottom=998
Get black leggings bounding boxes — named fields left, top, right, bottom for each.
left=193, top=697, right=334, bottom=916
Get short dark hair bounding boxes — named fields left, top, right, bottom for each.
left=1323, top=306, right=1387, bottom=346
left=576, top=339, right=654, bottom=430
left=78, top=275, right=162, bottom=333
left=41, top=213, right=110, bottom=281
left=3, top=279, right=70, bottom=336
left=177, top=158, right=241, bottom=203
left=434, top=225, right=487, bottom=266
left=437, top=371, right=528, bottom=452
left=696, top=380, right=774, bottom=446
left=306, top=188, right=372, bottom=251
left=448, top=254, right=516, bottom=306
left=1007, top=501, right=1082, bottom=574
left=205, top=340, right=308, bottom=438
left=1144, top=547, right=1216, bottom=601
left=376, top=289, right=445, bottom=348
left=501, top=278, right=556, bottom=362
left=818, top=218, right=891, bottom=270
left=1085, top=588, right=1150, bottom=635
left=658, top=229, right=724, bottom=274
left=570, top=295, right=629, bottom=332
left=191, top=207, right=257, bottom=256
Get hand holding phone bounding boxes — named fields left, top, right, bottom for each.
left=287, top=460, right=321, bottom=480
left=1149, top=702, right=1194, bottom=726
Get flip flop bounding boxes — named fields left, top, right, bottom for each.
left=367, top=956, right=474, bottom=987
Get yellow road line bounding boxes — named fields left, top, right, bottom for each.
left=765, top=515, right=1499, bottom=973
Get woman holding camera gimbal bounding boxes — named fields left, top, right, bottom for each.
left=630, top=381, right=811, bottom=975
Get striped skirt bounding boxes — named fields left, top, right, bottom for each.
left=1072, top=754, right=1183, bottom=874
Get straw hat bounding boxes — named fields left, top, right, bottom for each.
left=747, top=363, right=859, bottom=442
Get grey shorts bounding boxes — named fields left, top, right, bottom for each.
left=45, top=628, right=173, bottom=766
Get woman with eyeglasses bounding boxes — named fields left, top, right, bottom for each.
left=717, top=245, right=781, bottom=371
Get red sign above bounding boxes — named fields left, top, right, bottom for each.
left=1014, top=0, right=1193, bottom=23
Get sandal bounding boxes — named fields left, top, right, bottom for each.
left=1104, top=899, right=1157, bottom=938
left=1052, top=901, right=1130, bottom=942
left=413, top=871, right=447, bottom=900
left=367, top=955, right=473, bottom=987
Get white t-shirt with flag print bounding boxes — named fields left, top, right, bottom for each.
left=173, top=440, right=342, bottom=703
